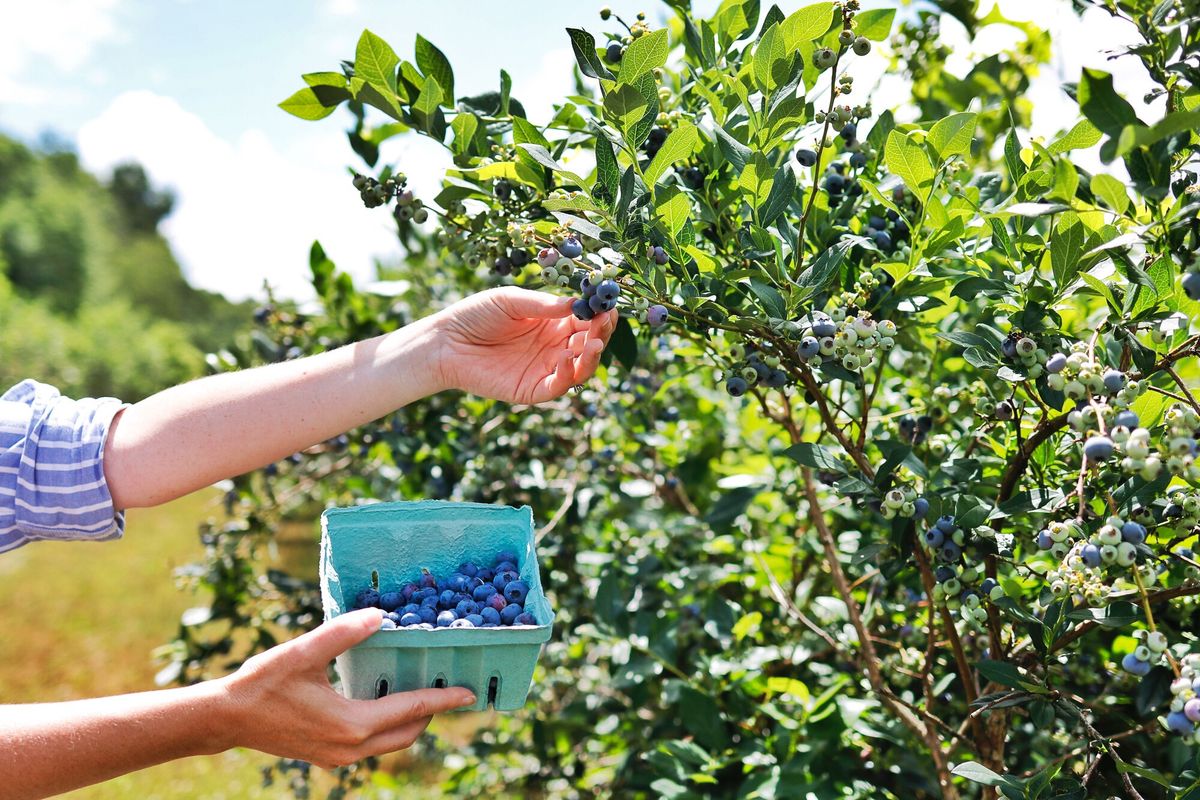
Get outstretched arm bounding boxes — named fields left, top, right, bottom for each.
left=0, top=609, right=475, bottom=800
left=103, top=287, right=615, bottom=509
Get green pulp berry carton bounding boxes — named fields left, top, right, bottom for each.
left=319, top=500, right=553, bottom=711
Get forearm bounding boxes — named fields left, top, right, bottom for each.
left=104, top=316, right=446, bottom=509
left=0, top=680, right=234, bottom=800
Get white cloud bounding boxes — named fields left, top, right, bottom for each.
left=0, top=0, right=123, bottom=104
left=77, top=90, right=419, bottom=302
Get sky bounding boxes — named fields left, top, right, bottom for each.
left=0, top=0, right=1158, bottom=303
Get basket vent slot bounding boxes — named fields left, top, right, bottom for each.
left=432, top=674, right=447, bottom=689
left=375, top=677, right=389, bottom=698
left=487, top=675, right=499, bottom=707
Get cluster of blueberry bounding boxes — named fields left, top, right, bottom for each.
left=1121, top=629, right=1170, bottom=677
left=1166, top=654, right=1200, bottom=741
left=535, top=235, right=621, bottom=321
left=350, top=172, right=430, bottom=224
left=880, top=484, right=928, bottom=521
left=724, top=344, right=791, bottom=397
left=599, top=8, right=650, bottom=65
left=796, top=308, right=898, bottom=373
left=491, top=247, right=530, bottom=277
left=1043, top=515, right=1148, bottom=605
left=353, top=552, right=538, bottom=630
left=924, top=515, right=996, bottom=629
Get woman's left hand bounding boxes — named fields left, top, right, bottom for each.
left=432, top=287, right=618, bottom=404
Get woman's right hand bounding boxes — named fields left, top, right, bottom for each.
left=218, top=608, right=476, bottom=769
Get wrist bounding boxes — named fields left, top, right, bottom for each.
left=200, top=675, right=243, bottom=755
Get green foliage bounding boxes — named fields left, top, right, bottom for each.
left=177, top=0, right=1200, bottom=797
left=0, top=134, right=249, bottom=400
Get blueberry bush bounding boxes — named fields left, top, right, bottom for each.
left=168, top=0, right=1200, bottom=796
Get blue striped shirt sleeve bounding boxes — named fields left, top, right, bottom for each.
left=0, top=379, right=128, bottom=553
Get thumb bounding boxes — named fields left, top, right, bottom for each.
left=494, top=287, right=574, bottom=319
left=289, top=608, right=383, bottom=667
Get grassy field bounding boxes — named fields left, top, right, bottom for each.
left=0, top=490, right=481, bottom=799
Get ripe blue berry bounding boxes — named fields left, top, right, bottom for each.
left=436, top=610, right=457, bottom=627
left=1102, top=369, right=1126, bottom=392
left=379, top=591, right=403, bottom=611
left=605, top=42, right=623, bottom=63
left=839, top=123, right=857, bottom=141
left=465, top=613, right=485, bottom=627
left=418, top=606, right=437, bottom=625
left=1167, top=710, right=1196, bottom=734
left=795, top=148, right=817, bottom=167
left=923, top=528, right=945, bottom=548
left=1184, top=271, right=1200, bottom=301
left=380, top=618, right=398, bottom=630
left=596, top=279, right=621, bottom=302
left=1001, top=339, right=1017, bottom=359
left=1122, top=652, right=1151, bottom=676
left=1114, top=410, right=1140, bottom=428
left=514, top=612, right=537, bottom=625
left=811, top=316, right=836, bottom=338
left=913, top=497, right=930, bottom=519
left=873, top=231, right=892, bottom=251
left=486, top=592, right=507, bottom=611
left=573, top=297, right=597, bottom=321
left=480, top=606, right=501, bottom=625
left=455, top=598, right=479, bottom=617
left=500, top=603, right=523, bottom=625
left=1083, top=435, right=1114, bottom=462
left=798, top=337, right=820, bottom=359
left=726, top=376, right=749, bottom=397
left=651, top=245, right=669, bottom=265
left=495, top=551, right=518, bottom=566
left=355, top=588, right=381, bottom=609
left=437, top=589, right=457, bottom=609
left=589, top=294, right=617, bottom=314
left=472, top=583, right=498, bottom=603
left=939, top=542, right=962, bottom=562
left=647, top=304, right=668, bottom=327
left=765, top=369, right=789, bottom=388
left=1036, top=530, right=1054, bottom=550
left=493, top=570, right=519, bottom=591
left=559, top=236, right=583, bottom=258
left=849, top=152, right=866, bottom=169
left=1046, top=353, right=1067, bottom=373
left=504, top=580, right=530, bottom=605
left=399, top=612, right=422, bottom=626
left=1121, top=522, right=1147, bottom=544
left=934, top=566, right=955, bottom=583
left=1081, top=543, right=1102, bottom=568
left=935, top=516, right=956, bottom=534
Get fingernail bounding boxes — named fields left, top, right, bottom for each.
left=459, top=691, right=476, bottom=704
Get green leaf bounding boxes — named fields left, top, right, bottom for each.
left=885, top=129, right=935, bottom=199
left=1116, top=110, right=1200, bottom=156
left=656, top=185, right=692, bottom=237
left=593, top=135, right=620, bottom=204
left=759, top=162, right=797, bottom=227
left=1004, top=127, right=1025, bottom=181
left=1079, top=67, right=1139, bottom=136
left=952, top=762, right=1009, bottom=788
left=737, top=152, right=775, bottom=210
left=645, top=122, right=699, bottom=187
left=609, top=314, right=638, bottom=370
left=449, top=112, right=480, bottom=156
left=976, top=659, right=1024, bottom=688
left=499, top=69, right=512, bottom=117
left=1050, top=214, right=1085, bottom=289
left=780, top=2, right=835, bottom=49
left=414, top=34, right=454, bottom=102
left=566, top=27, right=615, bottom=81
left=713, top=125, right=752, bottom=173
left=278, top=86, right=345, bottom=120
left=1048, top=119, right=1102, bottom=154
left=511, top=116, right=550, bottom=149
left=413, top=75, right=443, bottom=118
left=355, top=29, right=399, bottom=96
left=752, top=22, right=788, bottom=92
left=618, top=28, right=669, bottom=84
left=1117, top=762, right=1171, bottom=789
left=603, top=83, right=650, bottom=136
left=749, top=278, right=785, bottom=317
left=1090, top=173, right=1129, bottom=214
left=781, top=442, right=845, bottom=473
left=854, top=8, right=895, bottom=40
left=796, top=239, right=851, bottom=296
left=928, top=112, right=977, bottom=159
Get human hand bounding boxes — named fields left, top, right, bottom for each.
left=219, top=608, right=475, bottom=770
left=431, top=287, right=617, bottom=404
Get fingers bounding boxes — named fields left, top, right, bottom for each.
left=573, top=338, right=606, bottom=384
left=568, top=331, right=589, bottom=356
left=288, top=608, right=383, bottom=667
left=355, top=717, right=434, bottom=759
left=495, top=287, right=574, bottom=319
left=356, top=686, right=476, bottom=732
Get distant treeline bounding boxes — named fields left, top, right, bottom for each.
left=0, top=133, right=250, bottom=401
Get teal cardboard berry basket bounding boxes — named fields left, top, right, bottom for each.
left=319, top=500, right=553, bottom=711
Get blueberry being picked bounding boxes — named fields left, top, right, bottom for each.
left=573, top=297, right=597, bottom=321
left=596, top=279, right=621, bottom=302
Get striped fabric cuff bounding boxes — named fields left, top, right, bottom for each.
left=14, top=381, right=128, bottom=543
